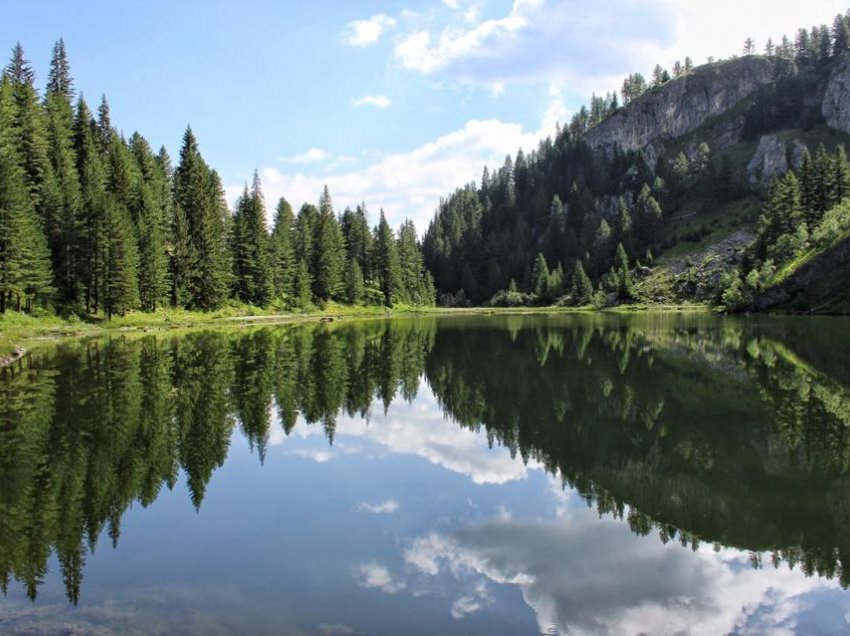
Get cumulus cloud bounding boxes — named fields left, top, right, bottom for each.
left=353, top=561, right=406, bottom=593
left=342, top=14, right=397, bottom=47
left=277, top=147, right=332, bottom=164
left=404, top=511, right=841, bottom=635
left=391, top=0, right=844, bottom=94
left=352, top=94, right=393, bottom=109
left=250, top=99, right=560, bottom=231
left=392, top=0, right=663, bottom=94
left=356, top=499, right=400, bottom=514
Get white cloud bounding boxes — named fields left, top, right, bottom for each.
left=356, top=499, right=400, bottom=514
left=353, top=561, right=406, bottom=593
left=249, top=92, right=562, bottom=231
left=342, top=14, right=397, bottom=47
left=665, top=0, right=845, bottom=67
left=391, top=0, right=844, bottom=95
left=451, top=595, right=483, bottom=619
left=404, top=509, right=842, bottom=635
left=352, top=94, right=393, bottom=109
left=277, top=147, right=331, bottom=164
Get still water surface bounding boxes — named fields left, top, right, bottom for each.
left=2, top=314, right=850, bottom=635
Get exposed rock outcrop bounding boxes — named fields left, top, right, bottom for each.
left=584, top=57, right=776, bottom=155
left=823, top=55, right=850, bottom=134
left=747, top=134, right=788, bottom=187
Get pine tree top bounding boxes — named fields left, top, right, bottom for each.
left=5, top=43, right=35, bottom=87
left=47, top=38, right=74, bottom=101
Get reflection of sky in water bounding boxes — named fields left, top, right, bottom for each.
left=2, top=381, right=849, bottom=635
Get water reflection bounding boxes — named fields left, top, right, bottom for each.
left=1, top=314, right=850, bottom=633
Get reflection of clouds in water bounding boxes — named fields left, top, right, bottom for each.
left=356, top=499, right=399, bottom=514
left=353, top=561, right=406, bottom=594
left=404, top=501, right=846, bottom=635
left=269, top=382, right=540, bottom=485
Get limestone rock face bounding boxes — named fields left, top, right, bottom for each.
left=823, top=55, right=850, bottom=134
left=584, top=57, right=776, bottom=155
left=747, top=134, right=788, bottom=187
left=790, top=139, right=808, bottom=170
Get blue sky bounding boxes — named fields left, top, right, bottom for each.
left=1, top=0, right=844, bottom=230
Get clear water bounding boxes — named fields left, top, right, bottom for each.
left=2, top=313, right=850, bottom=635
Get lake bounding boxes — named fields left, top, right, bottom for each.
left=2, top=313, right=850, bottom=635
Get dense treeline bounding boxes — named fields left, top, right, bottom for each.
left=0, top=41, right=434, bottom=317
left=721, top=144, right=850, bottom=308
left=422, top=122, right=723, bottom=306
left=423, top=12, right=850, bottom=308
left=0, top=319, right=435, bottom=602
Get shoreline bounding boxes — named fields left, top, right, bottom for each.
left=0, top=303, right=714, bottom=354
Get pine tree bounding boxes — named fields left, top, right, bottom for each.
left=129, top=133, right=169, bottom=310
left=294, top=203, right=318, bottom=279
left=372, top=209, right=401, bottom=306
left=74, top=96, right=108, bottom=312
left=832, top=145, right=850, bottom=205
left=173, top=127, right=229, bottom=309
left=651, top=64, right=665, bottom=87
left=341, top=203, right=372, bottom=282
left=46, top=38, right=73, bottom=101
left=95, top=95, right=112, bottom=154
left=811, top=144, right=832, bottom=222
left=345, top=257, right=364, bottom=304
left=0, top=129, right=54, bottom=312
left=313, top=185, right=344, bottom=301
left=294, top=258, right=312, bottom=308
left=764, top=38, right=775, bottom=57
left=101, top=197, right=139, bottom=318
left=614, top=242, right=633, bottom=300
left=43, top=40, right=81, bottom=305
left=170, top=203, right=193, bottom=308
left=570, top=260, right=593, bottom=305
left=397, top=219, right=424, bottom=303
left=532, top=252, right=549, bottom=298
left=799, top=147, right=816, bottom=222
left=4, top=44, right=50, bottom=210
left=461, top=262, right=478, bottom=302
left=634, top=184, right=663, bottom=247
left=231, top=172, right=272, bottom=306
left=833, top=14, right=850, bottom=55
left=271, top=196, right=296, bottom=303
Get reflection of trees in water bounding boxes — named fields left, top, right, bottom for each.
left=3, top=315, right=850, bottom=603
left=426, top=318, right=850, bottom=588
left=0, top=318, right=435, bottom=603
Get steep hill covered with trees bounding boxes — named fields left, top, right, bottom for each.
left=422, top=11, right=850, bottom=312
left=0, top=41, right=434, bottom=320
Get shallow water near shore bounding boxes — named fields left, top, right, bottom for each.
left=2, top=313, right=850, bottom=635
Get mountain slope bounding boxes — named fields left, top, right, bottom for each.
left=423, top=33, right=850, bottom=311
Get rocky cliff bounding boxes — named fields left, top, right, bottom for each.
left=584, top=57, right=777, bottom=156
left=823, top=55, right=850, bottom=134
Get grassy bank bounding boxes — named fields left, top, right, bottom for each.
left=0, top=302, right=714, bottom=354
